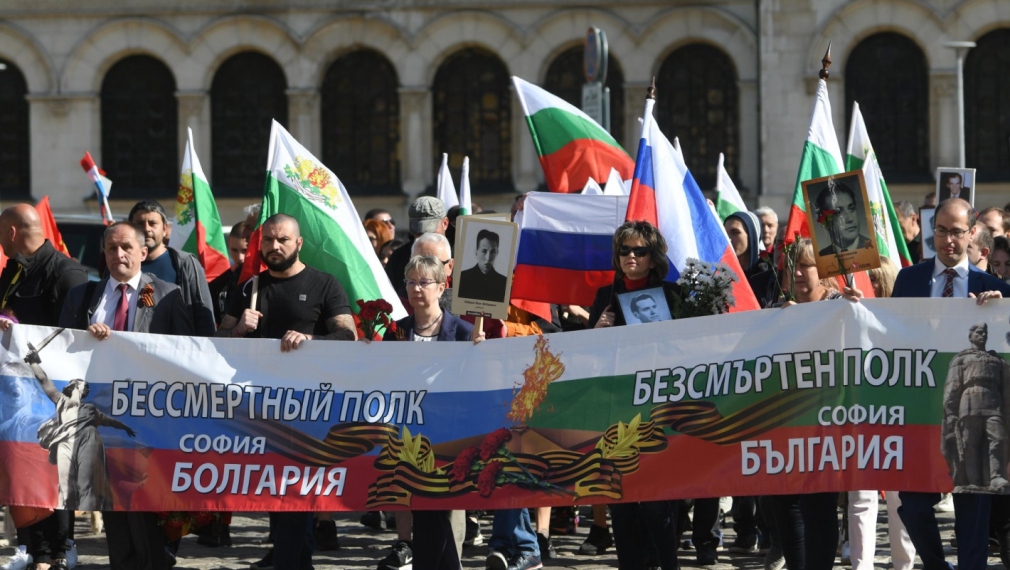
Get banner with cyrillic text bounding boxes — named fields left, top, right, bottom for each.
left=1, top=298, right=1006, bottom=512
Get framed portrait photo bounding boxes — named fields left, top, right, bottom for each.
left=919, top=207, right=937, bottom=260
left=451, top=217, right=519, bottom=320
left=801, top=169, right=881, bottom=279
left=616, top=287, right=672, bottom=325
left=935, top=167, right=976, bottom=206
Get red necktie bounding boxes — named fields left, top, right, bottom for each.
left=942, top=268, right=957, bottom=298
left=113, top=283, right=129, bottom=331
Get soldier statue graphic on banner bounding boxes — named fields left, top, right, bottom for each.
left=942, top=323, right=1010, bottom=492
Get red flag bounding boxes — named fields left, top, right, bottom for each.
left=238, top=226, right=264, bottom=283
left=35, top=196, right=70, bottom=256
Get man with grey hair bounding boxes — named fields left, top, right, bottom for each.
left=411, top=232, right=459, bottom=314
left=968, top=223, right=993, bottom=273
left=385, top=197, right=449, bottom=302
left=753, top=206, right=778, bottom=251
left=895, top=200, right=921, bottom=264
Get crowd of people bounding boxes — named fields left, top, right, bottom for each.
left=1, top=188, right=1009, bottom=570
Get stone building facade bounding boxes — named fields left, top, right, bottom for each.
left=0, top=0, right=1006, bottom=222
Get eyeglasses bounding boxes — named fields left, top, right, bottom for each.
left=440, top=259, right=451, bottom=266
left=381, top=218, right=396, bottom=227
left=934, top=227, right=968, bottom=239
left=404, top=279, right=441, bottom=289
left=619, top=245, right=650, bottom=257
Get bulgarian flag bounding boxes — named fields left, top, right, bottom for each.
left=784, top=79, right=875, bottom=296
left=783, top=78, right=845, bottom=243
left=169, top=128, right=230, bottom=282
left=715, top=152, right=746, bottom=221
left=845, top=102, right=912, bottom=267
left=436, top=153, right=458, bottom=209
left=241, top=120, right=407, bottom=319
left=512, top=76, right=634, bottom=193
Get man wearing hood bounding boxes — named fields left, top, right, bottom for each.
left=724, top=211, right=778, bottom=308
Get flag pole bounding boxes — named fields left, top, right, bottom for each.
left=819, top=42, right=832, bottom=80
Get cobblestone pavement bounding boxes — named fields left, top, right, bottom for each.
left=1, top=505, right=1004, bottom=570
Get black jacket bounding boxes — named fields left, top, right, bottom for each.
left=0, top=240, right=88, bottom=326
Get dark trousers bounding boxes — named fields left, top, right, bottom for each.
left=269, top=512, right=315, bottom=570
left=770, top=494, right=805, bottom=570
left=898, top=492, right=990, bottom=570
left=414, top=511, right=462, bottom=570
left=692, top=497, right=722, bottom=557
left=991, top=494, right=1010, bottom=568
left=104, top=511, right=167, bottom=570
left=28, top=510, right=70, bottom=563
left=610, top=500, right=679, bottom=570
left=798, top=492, right=839, bottom=570
left=733, top=496, right=760, bottom=544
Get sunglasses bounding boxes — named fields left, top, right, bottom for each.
left=619, top=245, right=650, bottom=257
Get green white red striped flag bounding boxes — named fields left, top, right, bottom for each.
left=715, top=152, right=746, bottom=221
left=783, top=79, right=845, bottom=243
left=512, top=76, right=634, bottom=193
left=169, top=127, right=230, bottom=281
left=248, top=120, right=406, bottom=319
left=845, top=102, right=912, bottom=267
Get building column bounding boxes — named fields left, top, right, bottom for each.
left=738, top=78, right=759, bottom=199
left=176, top=90, right=210, bottom=175
left=286, top=88, right=321, bottom=156
left=511, top=85, right=538, bottom=193
left=399, top=86, right=431, bottom=197
left=27, top=93, right=100, bottom=213
left=624, top=82, right=650, bottom=153
left=930, top=71, right=957, bottom=172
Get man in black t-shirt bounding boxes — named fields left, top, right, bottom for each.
left=217, top=213, right=355, bottom=568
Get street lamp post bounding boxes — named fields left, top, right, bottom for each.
left=944, top=41, right=976, bottom=168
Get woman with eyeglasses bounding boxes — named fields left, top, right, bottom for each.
left=588, top=220, right=679, bottom=570
left=371, top=255, right=484, bottom=570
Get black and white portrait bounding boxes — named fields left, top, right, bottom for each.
left=801, top=170, right=880, bottom=279
left=616, top=287, right=672, bottom=325
left=452, top=218, right=518, bottom=319
left=936, top=168, right=976, bottom=206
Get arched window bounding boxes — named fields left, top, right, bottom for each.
left=0, top=59, right=29, bottom=198
left=211, top=52, right=287, bottom=196
left=845, top=33, right=929, bottom=182
left=321, top=50, right=400, bottom=195
left=966, top=28, right=1010, bottom=182
left=656, top=44, right=739, bottom=189
left=432, top=48, right=511, bottom=193
left=543, top=46, right=626, bottom=149
left=100, top=55, right=177, bottom=198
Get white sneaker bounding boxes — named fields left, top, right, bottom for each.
left=0, top=547, right=32, bottom=570
left=66, top=540, right=77, bottom=569
left=935, top=493, right=955, bottom=512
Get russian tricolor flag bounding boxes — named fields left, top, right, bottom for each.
left=80, top=152, right=114, bottom=224
left=512, top=194, right=629, bottom=306
left=627, top=98, right=761, bottom=312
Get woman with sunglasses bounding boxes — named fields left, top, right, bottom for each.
left=588, top=220, right=679, bottom=570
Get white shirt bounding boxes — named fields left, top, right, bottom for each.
left=930, top=256, right=970, bottom=298
left=91, top=273, right=143, bottom=330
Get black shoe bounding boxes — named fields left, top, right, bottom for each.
left=486, top=551, right=508, bottom=570
left=549, top=507, right=577, bottom=535
left=361, top=511, right=386, bottom=530
left=377, top=541, right=413, bottom=570
left=697, top=552, right=718, bottom=566
left=314, top=519, right=340, bottom=551
left=536, top=533, right=556, bottom=560
left=198, top=522, right=233, bottom=547
left=465, top=515, right=484, bottom=546
left=250, top=548, right=274, bottom=570
left=506, top=552, right=543, bottom=570
left=579, top=524, right=613, bottom=555
left=165, top=545, right=177, bottom=568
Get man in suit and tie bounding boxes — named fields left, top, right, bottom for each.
left=60, top=221, right=194, bottom=570
left=889, top=198, right=1010, bottom=570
